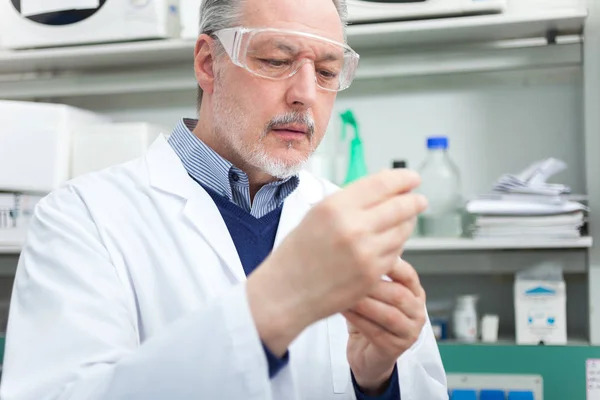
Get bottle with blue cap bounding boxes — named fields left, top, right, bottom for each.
left=417, top=136, right=463, bottom=237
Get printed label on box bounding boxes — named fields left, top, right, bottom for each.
left=587, top=359, right=600, bottom=399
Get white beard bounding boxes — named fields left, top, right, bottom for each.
left=212, top=76, right=315, bottom=179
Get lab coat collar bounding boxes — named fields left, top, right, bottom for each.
left=145, top=135, right=324, bottom=281
left=146, top=135, right=246, bottom=282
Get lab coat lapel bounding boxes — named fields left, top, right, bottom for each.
left=146, top=135, right=246, bottom=283
left=274, top=171, right=323, bottom=249
left=182, top=188, right=247, bottom=283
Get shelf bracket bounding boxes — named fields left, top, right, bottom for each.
left=546, top=28, right=559, bottom=45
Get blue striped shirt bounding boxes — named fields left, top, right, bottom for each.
left=168, top=118, right=299, bottom=218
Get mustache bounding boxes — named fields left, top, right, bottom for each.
left=265, top=111, right=316, bottom=138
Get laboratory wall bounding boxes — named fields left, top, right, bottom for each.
left=62, top=67, right=585, bottom=197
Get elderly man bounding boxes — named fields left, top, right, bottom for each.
left=1, top=0, right=447, bottom=399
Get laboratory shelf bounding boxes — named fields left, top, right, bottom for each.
left=0, top=9, right=585, bottom=74
left=0, top=246, right=21, bottom=255
left=0, top=39, right=581, bottom=100
left=0, top=236, right=591, bottom=256
left=0, top=10, right=584, bottom=99
left=404, top=236, right=593, bottom=252
left=0, top=230, right=26, bottom=255
left=347, top=8, right=586, bottom=49
left=440, top=341, right=600, bottom=400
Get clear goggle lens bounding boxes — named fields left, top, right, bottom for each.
left=216, top=28, right=359, bottom=92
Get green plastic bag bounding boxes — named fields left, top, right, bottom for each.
left=340, top=110, right=368, bottom=185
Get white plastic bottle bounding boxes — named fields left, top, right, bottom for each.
left=453, top=295, right=479, bottom=342
left=417, top=136, right=463, bottom=237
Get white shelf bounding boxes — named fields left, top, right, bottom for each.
left=0, top=246, right=21, bottom=255
left=0, top=236, right=591, bottom=256
left=440, top=337, right=591, bottom=346
left=0, top=11, right=585, bottom=99
left=404, top=236, right=593, bottom=252
left=0, top=10, right=585, bottom=75
left=356, top=37, right=581, bottom=80
left=0, top=38, right=581, bottom=100
left=0, top=39, right=195, bottom=76
left=347, top=9, right=586, bottom=48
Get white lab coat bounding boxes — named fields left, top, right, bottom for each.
left=1, top=135, right=448, bottom=400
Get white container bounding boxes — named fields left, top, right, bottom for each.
left=453, top=295, right=479, bottom=342
left=515, top=278, right=567, bottom=345
left=71, top=122, right=166, bottom=178
left=346, top=0, right=506, bottom=24
left=180, top=0, right=201, bottom=39
left=481, top=314, right=500, bottom=343
left=0, top=0, right=180, bottom=49
left=0, top=100, right=108, bottom=193
left=506, top=0, right=586, bottom=14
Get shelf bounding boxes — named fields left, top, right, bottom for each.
left=0, top=246, right=21, bottom=255
left=439, top=337, right=591, bottom=347
left=0, top=10, right=585, bottom=99
left=0, top=235, right=591, bottom=257
left=0, top=10, right=585, bottom=75
left=0, top=229, right=25, bottom=255
left=404, top=236, right=592, bottom=252
left=347, top=9, right=586, bottom=49
left=0, top=39, right=195, bottom=76
left=0, top=38, right=582, bottom=100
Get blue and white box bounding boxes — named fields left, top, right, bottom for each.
left=514, top=264, right=567, bottom=345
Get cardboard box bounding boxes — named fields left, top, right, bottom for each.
left=515, top=279, right=567, bottom=345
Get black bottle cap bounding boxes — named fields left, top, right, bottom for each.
left=392, top=160, right=407, bottom=169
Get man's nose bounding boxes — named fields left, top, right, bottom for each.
left=285, top=61, right=318, bottom=110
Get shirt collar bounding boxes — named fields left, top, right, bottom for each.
left=168, top=118, right=299, bottom=207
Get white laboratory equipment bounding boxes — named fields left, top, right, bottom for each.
left=417, top=136, right=463, bottom=237
left=0, top=0, right=180, bottom=49
left=71, top=122, right=167, bottom=178
left=453, top=295, right=479, bottom=342
left=505, top=0, right=586, bottom=15
left=0, top=100, right=108, bottom=193
left=0, top=192, right=43, bottom=248
left=180, top=0, right=201, bottom=39
left=448, top=374, right=542, bottom=400
left=346, top=0, right=584, bottom=25
left=346, top=0, right=506, bottom=24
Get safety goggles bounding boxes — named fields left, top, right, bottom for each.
left=213, top=27, right=360, bottom=92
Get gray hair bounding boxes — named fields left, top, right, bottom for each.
left=196, top=0, right=348, bottom=108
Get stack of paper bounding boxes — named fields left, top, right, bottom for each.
left=466, top=158, right=587, bottom=240
left=492, top=158, right=571, bottom=196
left=470, top=210, right=585, bottom=239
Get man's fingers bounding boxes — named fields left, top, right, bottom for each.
left=387, top=259, right=424, bottom=299
left=366, top=221, right=414, bottom=264
left=367, top=280, right=424, bottom=319
left=340, top=169, right=422, bottom=209
left=369, top=193, right=427, bottom=233
left=350, top=297, right=416, bottom=339
left=342, top=310, right=405, bottom=349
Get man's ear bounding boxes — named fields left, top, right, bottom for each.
left=194, top=34, right=217, bottom=95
